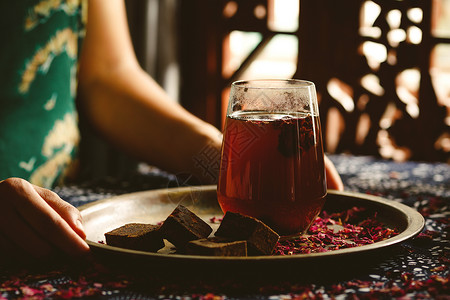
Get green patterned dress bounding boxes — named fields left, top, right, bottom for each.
left=0, top=0, right=87, bottom=188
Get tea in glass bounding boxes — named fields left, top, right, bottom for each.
left=217, top=80, right=327, bottom=236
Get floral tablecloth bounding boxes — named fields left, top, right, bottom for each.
left=1, top=155, right=449, bottom=299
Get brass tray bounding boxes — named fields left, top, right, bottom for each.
left=79, top=186, right=424, bottom=278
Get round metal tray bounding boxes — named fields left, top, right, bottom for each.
left=79, top=186, right=424, bottom=278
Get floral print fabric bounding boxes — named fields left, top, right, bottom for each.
left=0, top=0, right=87, bottom=188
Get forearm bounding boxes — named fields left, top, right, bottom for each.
left=76, top=0, right=222, bottom=183
left=78, top=64, right=222, bottom=183
left=75, top=0, right=341, bottom=189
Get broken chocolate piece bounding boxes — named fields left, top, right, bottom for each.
left=105, top=223, right=164, bottom=252
left=215, top=211, right=280, bottom=255
left=160, top=204, right=213, bottom=249
left=186, top=237, right=247, bottom=256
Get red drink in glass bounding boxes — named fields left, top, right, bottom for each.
left=217, top=111, right=327, bottom=236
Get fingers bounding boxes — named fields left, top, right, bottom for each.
left=0, top=178, right=90, bottom=259
left=13, top=182, right=90, bottom=256
left=324, top=155, right=344, bottom=191
left=33, top=185, right=86, bottom=240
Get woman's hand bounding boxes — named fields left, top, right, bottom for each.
left=0, top=178, right=89, bottom=263
left=325, top=155, right=344, bottom=191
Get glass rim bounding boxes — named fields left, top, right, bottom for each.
left=231, top=79, right=315, bottom=89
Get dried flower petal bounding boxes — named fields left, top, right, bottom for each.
left=274, top=207, right=399, bottom=255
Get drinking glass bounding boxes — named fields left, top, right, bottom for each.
left=217, top=79, right=327, bottom=237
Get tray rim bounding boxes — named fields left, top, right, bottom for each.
left=78, top=185, right=425, bottom=262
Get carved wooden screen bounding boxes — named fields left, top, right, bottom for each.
left=296, top=0, right=449, bottom=162
left=177, top=0, right=449, bottom=162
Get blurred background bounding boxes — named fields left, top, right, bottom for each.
left=79, top=0, right=450, bottom=179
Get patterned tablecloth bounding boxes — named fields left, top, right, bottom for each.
left=1, top=155, right=449, bottom=299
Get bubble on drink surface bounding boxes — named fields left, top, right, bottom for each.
left=229, top=111, right=311, bottom=123
left=230, top=80, right=318, bottom=114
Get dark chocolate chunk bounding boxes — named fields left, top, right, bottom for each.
left=215, top=212, right=280, bottom=255
left=186, top=237, right=247, bottom=256
left=105, top=223, right=164, bottom=252
left=160, top=205, right=213, bottom=249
